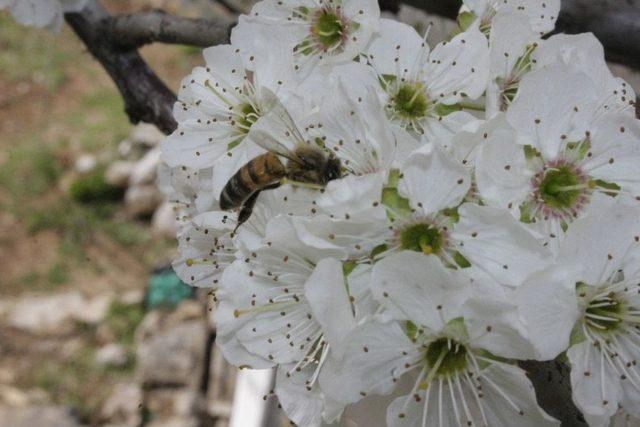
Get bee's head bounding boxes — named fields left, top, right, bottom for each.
left=323, top=157, right=342, bottom=183
left=290, top=146, right=342, bottom=185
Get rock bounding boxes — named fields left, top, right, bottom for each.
left=171, top=301, right=203, bottom=323
left=146, top=388, right=199, bottom=419
left=151, top=202, right=178, bottom=239
left=147, top=416, right=199, bottom=427
left=129, top=147, right=161, bottom=186
left=0, top=367, right=15, bottom=384
left=74, top=154, right=97, bottom=174
left=0, top=386, right=29, bottom=406
left=105, top=161, right=135, bottom=187
left=0, top=405, right=83, bottom=427
left=130, top=123, right=165, bottom=147
left=206, top=345, right=236, bottom=419
left=119, top=289, right=145, bottom=305
left=136, top=320, right=207, bottom=388
left=124, top=185, right=164, bottom=217
left=118, top=139, right=134, bottom=158
left=0, top=386, right=48, bottom=407
left=8, top=292, right=112, bottom=333
left=100, top=382, right=142, bottom=426
left=75, top=293, right=113, bottom=324
left=95, top=344, right=129, bottom=368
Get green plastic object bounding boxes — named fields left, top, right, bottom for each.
left=145, top=269, right=194, bottom=309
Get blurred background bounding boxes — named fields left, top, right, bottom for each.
left=0, top=1, right=638, bottom=426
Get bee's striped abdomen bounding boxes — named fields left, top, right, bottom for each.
left=219, top=153, right=285, bottom=210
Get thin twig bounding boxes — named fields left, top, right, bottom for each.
left=65, top=1, right=178, bottom=134
left=107, top=9, right=233, bottom=48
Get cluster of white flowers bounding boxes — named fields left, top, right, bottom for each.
left=0, top=0, right=86, bottom=32
left=161, top=0, right=640, bottom=425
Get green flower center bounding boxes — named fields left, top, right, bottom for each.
left=586, top=294, right=625, bottom=332
left=538, top=165, right=585, bottom=210
left=400, top=223, right=444, bottom=255
left=312, top=11, right=344, bottom=48
left=236, top=102, right=259, bottom=133
left=391, top=82, right=429, bottom=120
left=425, top=338, right=468, bottom=378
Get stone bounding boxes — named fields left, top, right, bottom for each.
left=206, top=345, right=236, bottom=419
left=74, top=154, right=97, bottom=174
left=95, top=344, right=129, bottom=368
left=119, top=289, right=145, bottom=305
left=0, top=405, right=83, bottom=427
left=151, top=202, right=178, bottom=239
left=7, top=292, right=112, bottom=333
left=146, top=388, right=199, bottom=419
left=130, top=123, right=165, bottom=147
left=100, top=382, right=142, bottom=426
left=129, top=147, right=161, bottom=186
left=136, top=320, right=207, bottom=388
left=0, top=386, right=29, bottom=407
left=105, top=161, right=135, bottom=187
left=75, top=293, right=113, bottom=324
left=146, top=416, right=198, bottom=427
left=124, top=185, right=164, bottom=217
left=118, top=139, right=134, bottom=158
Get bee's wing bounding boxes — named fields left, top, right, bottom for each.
left=249, top=89, right=306, bottom=165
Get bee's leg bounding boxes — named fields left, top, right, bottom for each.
left=280, top=178, right=325, bottom=190
left=234, top=183, right=281, bottom=233
left=235, top=191, right=260, bottom=232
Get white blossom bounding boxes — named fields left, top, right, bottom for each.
left=476, top=65, right=640, bottom=250
left=0, top=0, right=86, bottom=31
left=320, top=251, right=558, bottom=427
left=231, top=0, right=380, bottom=79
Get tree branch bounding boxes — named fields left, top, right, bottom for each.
left=65, top=1, right=179, bottom=134
left=519, top=360, right=587, bottom=426
left=107, top=9, right=233, bottom=48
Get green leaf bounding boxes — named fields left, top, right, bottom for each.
left=457, top=11, right=477, bottom=32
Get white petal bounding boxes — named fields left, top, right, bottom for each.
left=424, top=27, right=489, bottom=102
left=10, top=0, right=59, bottom=28
left=479, top=362, right=559, bottom=426
left=422, top=110, right=479, bottom=146
left=568, top=341, right=622, bottom=423
left=319, top=319, right=418, bottom=404
left=347, top=263, right=380, bottom=322
left=304, top=258, right=355, bottom=357
left=276, top=365, right=324, bottom=427
left=475, top=114, right=532, bottom=211
left=318, top=172, right=386, bottom=218
left=489, top=13, right=538, bottom=81
left=290, top=213, right=390, bottom=260
left=513, top=266, right=579, bottom=360
left=453, top=203, right=551, bottom=287
left=398, top=143, right=470, bottom=217
left=172, top=212, right=236, bottom=288
left=581, top=113, right=640, bottom=196
left=507, top=64, right=599, bottom=159
left=463, top=297, right=538, bottom=359
left=319, top=84, right=396, bottom=174
left=559, top=201, right=640, bottom=286
left=371, top=251, right=472, bottom=328
left=365, top=18, right=426, bottom=77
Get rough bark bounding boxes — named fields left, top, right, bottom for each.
left=65, top=1, right=179, bottom=134
left=106, top=9, right=233, bottom=48
left=519, top=360, right=588, bottom=426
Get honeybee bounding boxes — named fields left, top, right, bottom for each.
left=219, top=95, right=342, bottom=227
